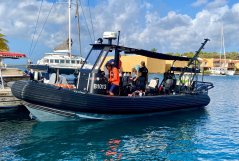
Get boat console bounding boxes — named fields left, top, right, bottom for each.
left=77, top=69, right=108, bottom=94
left=75, top=36, right=213, bottom=96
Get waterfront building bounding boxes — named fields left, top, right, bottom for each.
left=103, top=56, right=239, bottom=74
left=104, top=55, right=188, bottom=73
left=199, top=58, right=239, bottom=74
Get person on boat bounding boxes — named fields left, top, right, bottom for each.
left=139, top=61, right=148, bottom=84
left=134, top=65, right=140, bottom=75
left=162, top=72, right=176, bottom=94
left=122, top=72, right=130, bottom=86
left=24, top=68, right=34, bottom=80
left=107, top=55, right=122, bottom=70
left=104, top=56, right=122, bottom=78
left=134, top=71, right=146, bottom=92
left=130, top=67, right=139, bottom=80
left=120, top=72, right=134, bottom=96
left=127, top=71, right=146, bottom=97
left=106, top=63, right=120, bottom=96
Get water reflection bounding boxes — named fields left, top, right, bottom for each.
left=13, top=108, right=208, bottom=160
left=2, top=76, right=239, bottom=160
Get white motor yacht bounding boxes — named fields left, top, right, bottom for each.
left=37, top=51, right=91, bottom=70
left=29, top=0, right=92, bottom=77
left=210, top=24, right=235, bottom=76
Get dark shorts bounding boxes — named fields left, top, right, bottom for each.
left=109, top=84, right=119, bottom=95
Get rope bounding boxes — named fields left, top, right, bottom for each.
left=79, top=0, right=93, bottom=43
left=30, top=2, right=55, bottom=60
left=28, top=0, right=43, bottom=57
left=88, top=0, right=95, bottom=41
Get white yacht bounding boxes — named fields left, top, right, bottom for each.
left=210, top=66, right=227, bottom=75
left=210, top=24, right=235, bottom=76
left=36, top=51, right=90, bottom=70
left=31, top=0, right=92, bottom=71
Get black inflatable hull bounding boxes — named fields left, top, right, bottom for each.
left=11, top=80, right=210, bottom=115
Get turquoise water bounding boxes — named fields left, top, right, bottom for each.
left=1, top=76, right=239, bottom=160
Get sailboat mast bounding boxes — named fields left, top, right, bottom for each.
left=220, top=25, right=222, bottom=67
left=68, top=0, right=72, bottom=57
left=222, top=24, right=226, bottom=65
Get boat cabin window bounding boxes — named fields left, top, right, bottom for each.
left=77, top=60, right=80, bottom=64
left=44, top=59, right=49, bottom=63
left=50, top=59, right=54, bottom=63
left=66, top=60, right=70, bottom=64
left=55, top=59, right=60, bottom=63
left=60, top=60, right=65, bottom=64
left=71, top=60, right=75, bottom=64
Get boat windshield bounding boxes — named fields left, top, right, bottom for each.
left=81, top=46, right=111, bottom=71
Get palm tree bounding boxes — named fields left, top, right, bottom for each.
left=0, top=31, right=9, bottom=51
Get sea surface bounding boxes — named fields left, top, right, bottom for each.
left=0, top=76, right=239, bottom=160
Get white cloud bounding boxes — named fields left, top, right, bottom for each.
left=89, top=0, right=239, bottom=53
left=232, top=3, right=239, bottom=13
left=206, top=0, right=227, bottom=9
left=0, top=0, right=239, bottom=60
left=192, top=0, right=208, bottom=7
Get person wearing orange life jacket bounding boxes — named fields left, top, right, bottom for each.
left=106, top=63, right=120, bottom=96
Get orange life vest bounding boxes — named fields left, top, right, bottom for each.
left=109, top=67, right=120, bottom=86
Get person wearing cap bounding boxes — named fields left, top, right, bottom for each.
left=107, top=56, right=122, bottom=71
left=104, top=57, right=121, bottom=79
left=106, top=63, right=120, bottom=95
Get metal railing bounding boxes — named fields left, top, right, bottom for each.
left=192, top=81, right=214, bottom=94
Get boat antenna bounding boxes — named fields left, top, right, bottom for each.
left=179, top=38, right=210, bottom=87
left=115, top=31, right=120, bottom=68
left=117, top=30, right=120, bottom=45
left=187, top=38, right=210, bottom=67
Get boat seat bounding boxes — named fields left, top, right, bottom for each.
left=58, top=75, right=68, bottom=84
left=122, top=75, right=130, bottom=87
left=48, top=73, right=56, bottom=84
left=146, top=78, right=159, bottom=95
left=148, top=78, right=159, bottom=89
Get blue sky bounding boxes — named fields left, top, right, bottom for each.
left=145, top=0, right=239, bottom=16
left=1, top=0, right=239, bottom=64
